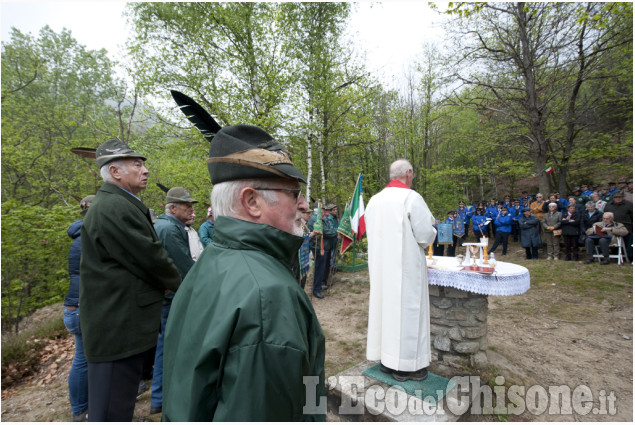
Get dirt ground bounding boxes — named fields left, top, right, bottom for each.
left=1, top=244, right=632, bottom=422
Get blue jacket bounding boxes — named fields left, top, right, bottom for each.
left=494, top=214, right=513, bottom=233
left=485, top=205, right=500, bottom=220
left=64, top=220, right=83, bottom=307
left=456, top=207, right=471, bottom=226
left=471, top=214, right=488, bottom=232
left=518, top=215, right=541, bottom=248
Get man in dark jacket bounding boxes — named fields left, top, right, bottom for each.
left=310, top=204, right=338, bottom=298
left=162, top=124, right=325, bottom=421
left=149, top=187, right=198, bottom=415
left=604, top=191, right=633, bottom=261
left=580, top=201, right=604, bottom=237
left=80, top=139, right=181, bottom=421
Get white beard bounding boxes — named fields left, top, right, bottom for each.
left=291, top=212, right=304, bottom=237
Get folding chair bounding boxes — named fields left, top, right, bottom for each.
left=593, top=235, right=629, bottom=265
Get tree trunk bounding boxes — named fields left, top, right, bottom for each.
left=516, top=3, right=551, bottom=195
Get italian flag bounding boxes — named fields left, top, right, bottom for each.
left=350, top=174, right=366, bottom=241
left=545, top=166, right=554, bottom=174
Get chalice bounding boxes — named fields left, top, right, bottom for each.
left=469, top=244, right=479, bottom=267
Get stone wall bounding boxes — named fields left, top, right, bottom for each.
left=429, top=285, right=488, bottom=369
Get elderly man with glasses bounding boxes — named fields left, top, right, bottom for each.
left=162, top=124, right=325, bottom=421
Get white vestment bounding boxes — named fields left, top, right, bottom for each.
left=365, top=185, right=437, bottom=371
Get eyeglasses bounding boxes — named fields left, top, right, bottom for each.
left=253, top=187, right=303, bottom=201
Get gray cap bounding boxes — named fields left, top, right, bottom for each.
left=166, top=187, right=197, bottom=204
left=613, top=190, right=625, bottom=198
left=96, top=139, right=146, bottom=168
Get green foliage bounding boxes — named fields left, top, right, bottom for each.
left=0, top=4, right=631, bottom=333
left=126, top=2, right=296, bottom=128
left=1, top=26, right=132, bottom=207
left=1, top=202, right=76, bottom=332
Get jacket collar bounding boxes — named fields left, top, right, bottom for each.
left=99, top=182, right=152, bottom=224
left=157, top=213, right=188, bottom=235
left=213, top=216, right=304, bottom=267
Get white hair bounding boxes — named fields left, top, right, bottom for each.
left=389, top=159, right=413, bottom=180
left=603, top=211, right=614, bottom=219
left=99, top=160, right=128, bottom=183
left=211, top=179, right=279, bottom=219
left=165, top=203, right=174, bottom=214
left=549, top=202, right=557, bottom=208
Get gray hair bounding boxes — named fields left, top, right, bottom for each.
left=585, top=201, right=595, bottom=208
left=603, top=211, right=614, bottom=220
left=99, top=159, right=128, bottom=183
left=211, top=179, right=279, bottom=219
left=536, top=193, right=543, bottom=198
left=548, top=202, right=557, bottom=208
left=165, top=203, right=174, bottom=214
left=389, top=159, right=413, bottom=180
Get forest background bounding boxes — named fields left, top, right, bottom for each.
left=1, top=2, right=632, bottom=331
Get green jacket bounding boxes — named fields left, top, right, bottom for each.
left=80, top=183, right=181, bottom=363
left=308, top=214, right=338, bottom=252
left=154, top=213, right=194, bottom=279
left=198, top=219, right=215, bottom=247
left=163, top=216, right=326, bottom=421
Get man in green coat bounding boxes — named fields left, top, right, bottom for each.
left=163, top=124, right=326, bottom=421
left=150, top=186, right=198, bottom=415
left=80, top=139, right=181, bottom=421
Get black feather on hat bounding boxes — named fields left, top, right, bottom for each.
left=157, top=183, right=170, bottom=193
left=171, top=90, right=222, bottom=141
left=170, top=90, right=306, bottom=185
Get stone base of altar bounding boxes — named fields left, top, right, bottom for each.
left=429, top=285, right=488, bottom=369
left=326, top=360, right=479, bottom=422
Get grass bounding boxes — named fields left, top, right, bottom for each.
left=515, top=258, right=632, bottom=311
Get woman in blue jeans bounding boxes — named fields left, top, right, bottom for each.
left=64, top=197, right=92, bottom=421
left=63, top=305, right=88, bottom=421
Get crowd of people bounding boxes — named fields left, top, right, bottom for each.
left=63, top=109, right=632, bottom=421
left=430, top=182, right=633, bottom=264
left=66, top=120, right=325, bottom=421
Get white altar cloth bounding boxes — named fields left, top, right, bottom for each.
left=427, top=256, right=530, bottom=296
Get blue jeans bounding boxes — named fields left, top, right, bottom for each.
left=63, top=307, right=88, bottom=416
left=150, top=300, right=172, bottom=408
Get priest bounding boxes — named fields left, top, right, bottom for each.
left=365, top=159, right=437, bottom=381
